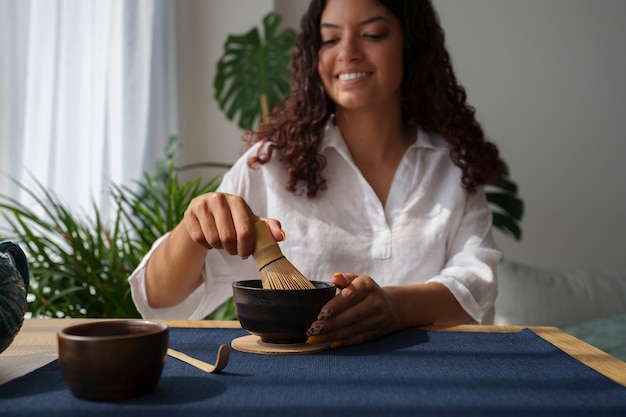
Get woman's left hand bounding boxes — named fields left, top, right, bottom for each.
left=306, top=272, right=406, bottom=348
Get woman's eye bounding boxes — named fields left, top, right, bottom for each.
left=364, top=33, right=387, bottom=40
left=321, top=38, right=339, bottom=46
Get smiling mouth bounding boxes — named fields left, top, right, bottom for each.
left=337, top=72, right=372, bottom=81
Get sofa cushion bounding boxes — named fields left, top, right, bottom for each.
left=561, top=313, right=626, bottom=362
left=494, top=260, right=626, bottom=326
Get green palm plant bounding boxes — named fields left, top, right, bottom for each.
left=0, top=136, right=233, bottom=319
left=0, top=182, right=137, bottom=317
left=0, top=182, right=140, bottom=318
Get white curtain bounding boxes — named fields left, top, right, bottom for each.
left=0, top=0, right=177, bottom=223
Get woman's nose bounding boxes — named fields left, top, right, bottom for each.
left=338, top=37, right=363, bottom=62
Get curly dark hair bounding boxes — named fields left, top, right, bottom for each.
left=244, top=0, right=501, bottom=196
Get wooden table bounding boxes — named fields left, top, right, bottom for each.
left=2, top=319, right=626, bottom=387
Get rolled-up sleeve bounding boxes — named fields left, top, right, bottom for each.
left=426, top=188, right=502, bottom=323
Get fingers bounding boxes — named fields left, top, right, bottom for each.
left=310, top=273, right=364, bottom=327
left=184, top=192, right=283, bottom=258
left=307, top=273, right=391, bottom=347
left=259, top=217, right=285, bottom=243
left=184, top=193, right=245, bottom=254
left=331, top=271, right=357, bottom=289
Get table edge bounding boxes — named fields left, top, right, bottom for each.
left=2, top=319, right=625, bottom=387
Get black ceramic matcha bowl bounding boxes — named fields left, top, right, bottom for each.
left=232, top=280, right=336, bottom=344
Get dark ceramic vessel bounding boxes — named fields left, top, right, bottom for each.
left=57, top=320, right=169, bottom=401
left=232, top=280, right=336, bottom=344
left=0, top=242, right=29, bottom=355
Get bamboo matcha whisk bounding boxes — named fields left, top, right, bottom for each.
left=252, top=221, right=315, bottom=290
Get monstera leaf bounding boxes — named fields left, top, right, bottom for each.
left=213, top=12, right=296, bottom=130
left=486, top=159, right=524, bottom=241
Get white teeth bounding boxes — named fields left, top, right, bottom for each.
left=338, top=72, right=369, bottom=81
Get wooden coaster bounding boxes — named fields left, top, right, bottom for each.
left=231, top=334, right=330, bottom=355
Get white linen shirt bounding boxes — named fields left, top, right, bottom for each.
left=129, top=121, right=502, bottom=323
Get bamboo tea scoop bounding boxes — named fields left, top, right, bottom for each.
left=252, top=220, right=315, bottom=290
left=167, top=344, right=230, bottom=373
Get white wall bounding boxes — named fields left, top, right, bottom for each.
left=174, top=0, right=273, bottom=181
left=175, top=0, right=626, bottom=269
left=434, top=0, right=626, bottom=269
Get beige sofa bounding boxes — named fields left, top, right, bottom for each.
left=494, top=259, right=626, bottom=361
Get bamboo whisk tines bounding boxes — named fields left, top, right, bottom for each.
left=252, top=221, right=315, bottom=290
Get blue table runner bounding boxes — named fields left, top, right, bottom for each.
left=2, top=327, right=626, bottom=417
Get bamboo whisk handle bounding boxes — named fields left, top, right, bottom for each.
left=252, top=221, right=284, bottom=271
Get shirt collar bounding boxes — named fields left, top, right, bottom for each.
left=319, top=115, right=449, bottom=155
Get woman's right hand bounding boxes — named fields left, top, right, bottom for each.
left=183, top=192, right=284, bottom=258
left=145, top=192, right=283, bottom=309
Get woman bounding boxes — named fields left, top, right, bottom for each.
left=129, top=0, right=502, bottom=348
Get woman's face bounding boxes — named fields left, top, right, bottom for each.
left=317, top=0, right=404, bottom=113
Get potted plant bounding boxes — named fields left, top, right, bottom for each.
left=213, top=12, right=296, bottom=130
left=0, top=137, right=233, bottom=319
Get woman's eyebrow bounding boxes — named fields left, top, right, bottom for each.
left=320, top=15, right=388, bottom=30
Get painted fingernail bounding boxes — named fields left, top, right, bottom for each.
left=333, top=272, right=343, bottom=277
left=306, top=324, right=326, bottom=336
left=307, top=335, right=328, bottom=345
left=280, top=229, right=286, bottom=241
left=330, top=340, right=344, bottom=349
left=317, top=308, right=334, bottom=320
